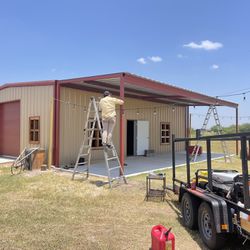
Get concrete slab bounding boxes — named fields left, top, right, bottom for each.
left=63, top=151, right=225, bottom=178
left=0, top=157, right=15, bottom=165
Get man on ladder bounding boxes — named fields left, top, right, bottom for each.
left=72, top=91, right=126, bottom=188
left=99, top=90, right=124, bottom=148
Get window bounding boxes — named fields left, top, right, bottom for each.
left=29, top=116, right=40, bottom=144
left=88, top=121, right=102, bottom=148
left=160, top=122, right=170, bottom=144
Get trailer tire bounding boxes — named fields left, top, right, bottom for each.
left=198, top=202, right=226, bottom=250
left=181, top=192, right=198, bottom=229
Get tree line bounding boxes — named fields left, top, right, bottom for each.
left=210, top=123, right=250, bottom=134
left=190, top=123, right=250, bottom=135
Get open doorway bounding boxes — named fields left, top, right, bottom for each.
left=127, top=120, right=135, bottom=156
left=127, top=120, right=149, bottom=156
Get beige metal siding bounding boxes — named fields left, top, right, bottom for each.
left=124, top=99, right=186, bottom=154
left=59, top=88, right=103, bottom=165
left=0, top=86, right=54, bottom=155
left=59, top=87, right=186, bottom=165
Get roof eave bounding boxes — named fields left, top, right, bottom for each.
left=0, top=80, right=55, bottom=91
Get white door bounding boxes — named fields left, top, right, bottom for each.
left=136, top=121, right=149, bottom=155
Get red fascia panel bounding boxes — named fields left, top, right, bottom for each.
left=123, top=74, right=238, bottom=108
left=0, top=80, right=55, bottom=91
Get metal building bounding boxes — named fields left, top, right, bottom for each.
left=0, top=72, right=238, bottom=168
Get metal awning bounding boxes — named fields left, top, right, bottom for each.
left=58, top=72, right=238, bottom=108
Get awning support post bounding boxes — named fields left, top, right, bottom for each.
left=54, top=80, right=60, bottom=167
left=119, top=74, right=125, bottom=175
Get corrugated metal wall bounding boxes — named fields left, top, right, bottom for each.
left=59, top=87, right=101, bottom=165
left=0, top=86, right=54, bottom=154
left=60, top=87, right=186, bottom=165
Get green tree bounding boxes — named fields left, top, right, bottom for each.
left=209, top=123, right=250, bottom=134
left=239, top=123, right=250, bottom=132
left=224, top=125, right=236, bottom=134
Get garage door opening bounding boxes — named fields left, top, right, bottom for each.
left=0, top=101, right=20, bottom=157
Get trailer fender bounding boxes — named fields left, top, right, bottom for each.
left=182, top=188, right=231, bottom=233
left=206, top=193, right=231, bottom=233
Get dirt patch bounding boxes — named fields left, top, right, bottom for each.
left=0, top=162, right=13, bottom=168
left=23, top=169, right=49, bottom=177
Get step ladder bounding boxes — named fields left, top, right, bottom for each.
left=72, top=97, right=127, bottom=188
left=191, top=105, right=231, bottom=163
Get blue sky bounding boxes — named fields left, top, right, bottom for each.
left=1, top=0, right=250, bottom=128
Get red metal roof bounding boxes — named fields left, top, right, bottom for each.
left=0, top=72, right=238, bottom=108
left=58, top=72, right=238, bottom=108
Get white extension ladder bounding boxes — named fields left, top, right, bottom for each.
left=72, top=97, right=127, bottom=188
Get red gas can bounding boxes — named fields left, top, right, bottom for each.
left=151, top=225, right=175, bottom=250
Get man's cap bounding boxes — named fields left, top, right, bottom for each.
left=103, top=90, right=111, bottom=97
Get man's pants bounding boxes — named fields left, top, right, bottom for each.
left=102, top=117, right=116, bottom=145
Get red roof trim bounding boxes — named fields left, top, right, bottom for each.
left=0, top=72, right=238, bottom=108
left=0, top=80, right=55, bottom=91
left=123, top=73, right=238, bottom=108
left=58, top=72, right=238, bottom=108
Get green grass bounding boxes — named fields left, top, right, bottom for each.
left=0, top=168, right=193, bottom=250
left=0, top=141, right=249, bottom=250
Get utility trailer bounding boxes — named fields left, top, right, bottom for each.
left=172, top=132, right=250, bottom=249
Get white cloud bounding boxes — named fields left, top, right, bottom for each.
left=148, top=56, right=162, bottom=62
left=183, top=40, right=223, bottom=50
left=211, top=64, right=219, bottom=69
left=137, top=57, right=147, bottom=64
